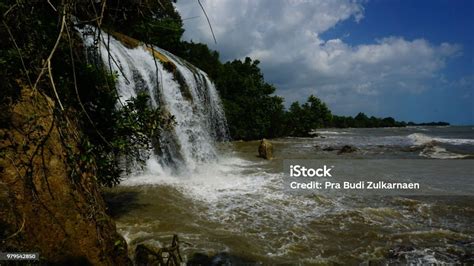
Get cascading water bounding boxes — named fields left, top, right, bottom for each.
left=78, top=26, right=229, bottom=174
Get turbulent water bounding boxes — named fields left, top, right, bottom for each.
left=78, top=26, right=474, bottom=265
left=103, top=126, right=473, bottom=264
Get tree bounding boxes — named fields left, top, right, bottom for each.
left=354, top=112, right=369, bottom=127
left=306, top=95, right=333, bottom=128
left=215, top=58, right=285, bottom=140
left=285, top=95, right=333, bottom=137
left=102, top=0, right=184, bottom=53
left=286, top=102, right=311, bottom=137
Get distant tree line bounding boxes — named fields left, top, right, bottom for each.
left=406, top=121, right=450, bottom=126
left=283, top=96, right=409, bottom=137
left=170, top=44, right=421, bottom=139
left=176, top=44, right=450, bottom=139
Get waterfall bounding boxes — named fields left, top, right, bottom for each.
left=78, top=26, right=229, bottom=173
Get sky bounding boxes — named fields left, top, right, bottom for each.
left=175, top=0, right=474, bottom=125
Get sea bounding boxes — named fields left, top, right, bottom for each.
left=106, top=126, right=474, bottom=264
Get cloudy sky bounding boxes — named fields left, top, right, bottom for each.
left=175, top=0, right=474, bottom=124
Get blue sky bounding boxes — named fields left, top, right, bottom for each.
left=176, top=0, right=474, bottom=125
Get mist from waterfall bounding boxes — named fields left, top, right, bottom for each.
left=79, top=26, right=229, bottom=175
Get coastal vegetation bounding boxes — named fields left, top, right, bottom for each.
left=174, top=42, right=414, bottom=139
left=407, top=121, right=450, bottom=126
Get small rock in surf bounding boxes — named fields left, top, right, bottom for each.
left=258, top=139, right=273, bottom=160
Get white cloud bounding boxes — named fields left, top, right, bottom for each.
left=177, top=0, right=364, bottom=59
left=175, top=0, right=461, bottom=115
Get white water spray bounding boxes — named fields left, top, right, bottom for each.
left=78, top=26, right=229, bottom=173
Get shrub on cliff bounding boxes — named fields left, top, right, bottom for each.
left=0, top=0, right=177, bottom=186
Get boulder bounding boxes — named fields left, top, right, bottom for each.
left=308, top=131, right=320, bottom=138
left=338, top=145, right=357, bottom=154
left=135, top=235, right=182, bottom=266
left=258, top=139, right=273, bottom=160
left=188, top=252, right=255, bottom=265
left=401, top=141, right=436, bottom=152
left=135, top=244, right=163, bottom=266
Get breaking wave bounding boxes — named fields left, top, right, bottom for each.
left=408, top=133, right=474, bottom=146
left=419, top=145, right=469, bottom=159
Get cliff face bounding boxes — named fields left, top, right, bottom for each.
left=0, top=87, right=130, bottom=265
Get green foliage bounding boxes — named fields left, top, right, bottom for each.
left=407, top=121, right=449, bottom=126
left=215, top=58, right=286, bottom=140
left=285, top=95, right=333, bottom=137
left=0, top=0, right=175, bottom=187
left=332, top=113, right=406, bottom=128
left=71, top=58, right=173, bottom=187
left=83, top=93, right=172, bottom=187
left=177, top=41, right=221, bottom=79
left=1, top=0, right=61, bottom=106
left=101, top=0, right=184, bottom=53
left=285, top=102, right=309, bottom=137
left=284, top=95, right=409, bottom=136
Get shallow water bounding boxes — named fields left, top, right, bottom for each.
left=106, top=126, right=474, bottom=264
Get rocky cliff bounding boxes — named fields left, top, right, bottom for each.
left=0, top=86, right=130, bottom=265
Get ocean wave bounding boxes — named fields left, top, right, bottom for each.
left=407, top=133, right=474, bottom=146
left=405, top=133, right=472, bottom=158
left=419, top=145, right=469, bottom=159
left=316, top=130, right=351, bottom=135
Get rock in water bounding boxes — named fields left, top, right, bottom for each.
left=338, top=145, right=357, bottom=154
left=135, top=244, right=163, bottom=265
left=258, top=139, right=273, bottom=160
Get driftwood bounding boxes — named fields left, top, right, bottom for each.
left=135, top=234, right=183, bottom=266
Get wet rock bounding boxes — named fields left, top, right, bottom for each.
left=401, top=146, right=422, bottom=152
left=322, top=146, right=337, bottom=151
left=135, top=235, right=183, bottom=266
left=135, top=244, right=163, bottom=266
left=388, top=245, right=416, bottom=259
left=258, top=139, right=273, bottom=160
left=401, top=141, right=436, bottom=152
left=188, top=252, right=255, bottom=266
left=338, top=145, right=357, bottom=154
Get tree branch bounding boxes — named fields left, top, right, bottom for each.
left=197, top=0, right=217, bottom=44
left=33, top=13, right=67, bottom=93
